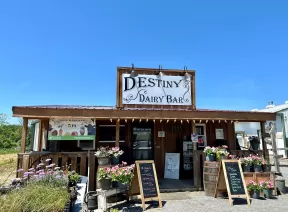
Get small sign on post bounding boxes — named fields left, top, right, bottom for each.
left=128, top=160, right=162, bottom=211
left=214, top=160, right=250, bottom=206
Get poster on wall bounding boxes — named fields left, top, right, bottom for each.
left=48, top=119, right=96, bottom=140
left=164, top=153, right=180, bottom=179
left=122, top=74, right=192, bottom=106
left=215, top=128, right=224, bottom=139
left=191, top=134, right=198, bottom=143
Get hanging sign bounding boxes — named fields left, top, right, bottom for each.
left=129, top=160, right=162, bottom=210
left=214, top=160, right=250, bottom=206
left=215, top=128, right=224, bottom=139
left=122, top=74, right=192, bottom=105
left=48, top=119, right=96, bottom=140
left=158, top=131, right=165, bottom=138
left=191, top=134, right=198, bottom=142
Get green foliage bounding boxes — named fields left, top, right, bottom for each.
left=0, top=184, right=69, bottom=212
left=0, top=113, right=33, bottom=150
left=68, top=171, right=81, bottom=184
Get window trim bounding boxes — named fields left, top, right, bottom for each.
left=196, top=123, right=207, bottom=147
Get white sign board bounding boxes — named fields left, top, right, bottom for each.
left=122, top=74, right=192, bottom=105
left=191, top=134, right=198, bottom=143
left=158, top=131, right=165, bottom=137
left=215, top=128, right=224, bottom=139
left=164, top=153, right=180, bottom=179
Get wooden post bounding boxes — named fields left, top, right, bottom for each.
left=260, top=122, right=268, bottom=158
left=192, top=121, right=200, bottom=187
left=20, top=118, right=28, bottom=153
left=37, top=120, right=43, bottom=151
left=22, top=155, right=30, bottom=173
left=115, top=120, right=120, bottom=147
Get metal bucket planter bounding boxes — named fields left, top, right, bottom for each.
left=112, top=157, right=120, bottom=165
left=253, top=164, right=262, bottom=172
left=252, top=191, right=261, bottom=199
left=206, top=154, right=215, bottom=162
left=263, top=189, right=273, bottom=199
left=97, top=157, right=110, bottom=166
left=242, top=165, right=251, bottom=172
left=263, top=164, right=271, bottom=172
left=250, top=143, right=260, bottom=150
left=97, top=179, right=111, bottom=190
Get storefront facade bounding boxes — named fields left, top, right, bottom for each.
left=13, top=66, right=276, bottom=190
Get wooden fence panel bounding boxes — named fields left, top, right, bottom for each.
left=80, top=155, right=87, bottom=176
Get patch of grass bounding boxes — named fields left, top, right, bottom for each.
left=0, top=184, right=69, bottom=212
left=0, top=153, right=17, bottom=186
left=0, top=148, right=19, bottom=155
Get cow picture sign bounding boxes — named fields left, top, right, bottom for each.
left=48, top=119, right=96, bottom=140
left=122, top=74, right=192, bottom=106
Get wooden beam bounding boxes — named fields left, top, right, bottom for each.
left=115, top=120, right=120, bottom=147
left=260, top=121, right=268, bottom=158
left=20, top=118, right=28, bottom=153
left=37, top=120, right=43, bottom=151
left=12, top=107, right=276, bottom=121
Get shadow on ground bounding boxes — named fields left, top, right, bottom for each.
left=107, top=200, right=166, bottom=212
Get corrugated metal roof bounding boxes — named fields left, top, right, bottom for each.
left=257, top=103, right=288, bottom=113
left=13, top=105, right=274, bottom=114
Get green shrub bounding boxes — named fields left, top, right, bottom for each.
left=0, top=184, right=69, bottom=212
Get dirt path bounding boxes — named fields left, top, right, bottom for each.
left=0, top=153, right=17, bottom=185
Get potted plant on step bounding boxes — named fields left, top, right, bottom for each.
left=260, top=180, right=274, bottom=199
left=95, top=146, right=111, bottom=165
left=216, top=145, right=229, bottom=161
left=262, top=157, right=271, bottom=172
left=252, top=155, right=262, bottom=172
left=111, top=162, right=135, bottom=188
left=248, top=181, right=262, bottom=199
left=97, top=167, right=112, bottom=190
left=240, top=156, right=252, bottom=172
left=68, top=171, right=81, bottom=187
left=246, top=180, right=256, bottom=197
left=249, top=136, right=260, bottom=150
left=111, top=147, right=124, bottom=165
left=203, top=146, right=217, bottom=161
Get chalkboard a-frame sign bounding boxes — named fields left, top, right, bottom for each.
left=214, top=160, right=250, bottom=206
left=128, top=160, right=162, bottom=211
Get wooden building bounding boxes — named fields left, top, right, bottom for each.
left=13, top=66, right=276, bottom=191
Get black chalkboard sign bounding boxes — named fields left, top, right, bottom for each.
left=224, top=162, right=245, bottom=195
left=214, top=160, right=250, bottom=206
left=139, top=163, right=158, bottom=198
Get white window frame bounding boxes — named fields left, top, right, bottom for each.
left=77, top=140, right=96, bottom=150
left=196, top=123, right=207, bottom=147
left=98, top=125, right=125, bottom=143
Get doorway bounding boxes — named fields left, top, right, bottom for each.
left=131, top=121, right=154, bottom=162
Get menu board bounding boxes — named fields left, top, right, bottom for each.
left=128, top=160, right=162, bottom=210
left=224, top=162, right=245, bottom=195
left=139, top=163, right=158, bottom=198
left=214, top=160, right=250, bottom=206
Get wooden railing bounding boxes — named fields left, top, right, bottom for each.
left=193, top=150, right=268, bottom=189
left=17, top=151, right=97, bottom=191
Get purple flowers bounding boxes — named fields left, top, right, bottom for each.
left=17, top=168, right=24, bottom=172
left=45, top=158, right=52, bottom=162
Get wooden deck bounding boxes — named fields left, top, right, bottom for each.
left=17, top=150, right=268, bottom=191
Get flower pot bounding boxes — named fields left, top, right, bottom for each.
left=263, top=189, right=273, bottom=199
left=68, top=181, right=76, bottom=187
left=263, top=164, right=271, bottom=172
left=112, top=157, right=120, bottom=165
left=249, top=190, right=254, bottom=197
left=253, top=164, right=262, bottom=172
left=97, top=179, right=111, bottom=190
left=252, top=191, right=261, bottom=199
left=242, top=165, right=251, bottom=172
left=97, top=157, right=110, bottom=166
left=206, top=154, right=215, bottom=161
left=250, top=143, right=260, bottom=150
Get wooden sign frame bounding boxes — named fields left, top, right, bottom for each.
left=128, top=160, right=162, bottom=211
left=116, top=66, right=196, bottom=110
left=214, top=160, right=250, bottom=206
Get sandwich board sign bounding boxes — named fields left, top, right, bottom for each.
left=128, top=160, right=162, bottom=210
left=214, top=160, right=250, bottom=206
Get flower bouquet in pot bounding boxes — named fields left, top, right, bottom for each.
left=246, top=180, right=262, bottom=199
left=111, top=162, right=135, bottom=189
left=240, top=156, right=252, bottom=172
left=251, top=155, right=262, bottom=172
left=203, top=146, right=217, bottom=161
left=110, top=147, right=124, bottom=165
left=216, top=145, right=229, bottom=161
left=260, top=180, right=274, bottom=199
left=97, top=167, right=112, bottom=190
left=95, top=146, right=112, bottom=165
left=261, top=157, right=271, bottom=172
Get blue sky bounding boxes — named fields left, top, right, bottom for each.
left=1, top=0, right=288, bottom=123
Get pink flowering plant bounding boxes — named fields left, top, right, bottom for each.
left=98, top=167, right=112, bottom=180
left=260, top=180, right=274, bottom=190
left=111, top=147, right=124, bottom=158
left=203, top=146, right=217, bottom=156
left=246, top=180, right=262, bottom=192
left=240, top=156, right=253, bottom=166
left=110, top=161, right=135, bottom=185
left=95, top=146, right=112, bottom=158
left=251, top=155, right=262, bottom=165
